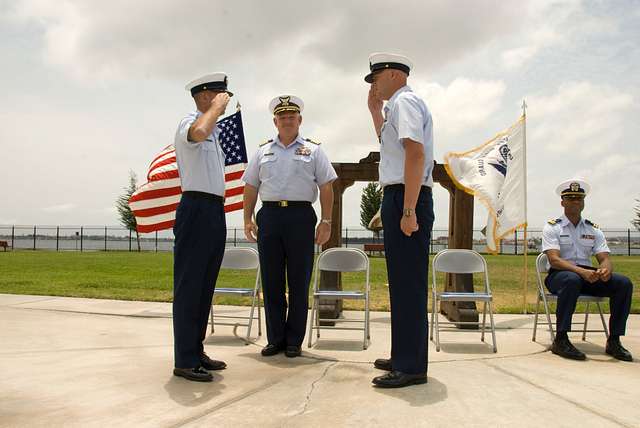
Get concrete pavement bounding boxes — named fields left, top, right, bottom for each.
left=1, top=294, right=638, bottom=427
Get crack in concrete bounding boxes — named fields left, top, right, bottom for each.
left=169, top=363, right=329, bottom=427
left=0, top=344, right=171, bottom=356
left=1, top=297, right=60, bottom=307
left=6, top=305, right=172, bottom=319
left=484, top=361, right=633, bottom=428
left=296, top=361, right=337, bottom=417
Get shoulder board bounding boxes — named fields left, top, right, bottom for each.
left=304, top=137, right=320, bottom=145
left=547, top=218, right=562, bottom=225
left=585, top=219, right=599, bottom=229
left=259, top=139, right=273, bottom=147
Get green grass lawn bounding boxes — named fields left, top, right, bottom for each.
left=1, top=251, right=638, bottom=313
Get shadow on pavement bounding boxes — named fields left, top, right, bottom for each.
left=373, top=375, right=447, bottom=407
left=164, top=373, right=227, bottom=407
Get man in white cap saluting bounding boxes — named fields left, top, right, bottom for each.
left=172, top=72, right=232, bottom=382
left=365, top=53, right=435, bottom=387
left=242, top=95, right=337, bottom=358
left=542, top=178, right=633, bottom=361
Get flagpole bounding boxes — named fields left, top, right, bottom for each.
left=522, top=100, right=529, bottom=314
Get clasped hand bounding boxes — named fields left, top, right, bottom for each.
left=580, top=266, right=611, bottom=283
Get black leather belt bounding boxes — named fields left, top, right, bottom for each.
left=383, top=184, right=432, bottom=194
left=262, top=200, right=312, bottom=207
left=182, top=191, right=224, bottom=203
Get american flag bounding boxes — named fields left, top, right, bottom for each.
left=129, top=110, right=248, bottom=233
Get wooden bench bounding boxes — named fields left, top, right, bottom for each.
left=0, top=240, right=8, bottom=251
left=363, top=243, right=384, bottom=256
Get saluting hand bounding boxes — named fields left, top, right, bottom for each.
left=211, top=92, right=230, bottom=114
left=368, top=87, right=383, bottom=114
left=315, top=222, right=331, bottom=246
left=244, top=221, right=258, bottom=243
left=400, top=213, right=419, bottom=237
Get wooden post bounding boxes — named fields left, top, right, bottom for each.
left=319, top=176, right=354, bottom=321
left=439, top=181, right=479, bottom=328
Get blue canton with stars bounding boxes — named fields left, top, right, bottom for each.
left=216, top=110, right=248, bottom=166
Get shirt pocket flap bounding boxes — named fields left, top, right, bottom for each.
left=260, top=154, right=277, bottom=164
left=559, top=236, right=572, bottom=245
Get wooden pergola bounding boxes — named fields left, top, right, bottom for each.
left=319, top=152, right=479, bottom=326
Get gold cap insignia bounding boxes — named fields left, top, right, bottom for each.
left=279, top=96, right=290, bottom=106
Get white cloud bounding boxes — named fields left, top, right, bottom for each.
left=414, top=78, right=506, bottom=138
left=502, top=45, right=540, bottom=70
left=498, top=0, right=619, bottom=70
left=527, top=81, right=634, bottom=157
left=7, top=0, right=527, bottom=82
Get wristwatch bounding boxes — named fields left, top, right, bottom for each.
left=403, top=208, right=414, bottom=217
left=321, top=219, right=332, bottom=225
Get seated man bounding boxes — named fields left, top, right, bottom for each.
left=541, top=178, right=633, bottom=361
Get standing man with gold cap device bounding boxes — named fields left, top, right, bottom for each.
left=365, top=53, right=434, bottom=388
left=172, top=72, right=231, bottom=382
left=242, top=95, right=337, bottom=358
left=542, top=178, right=633, bottom=362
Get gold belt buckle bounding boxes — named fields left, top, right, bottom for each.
left=279, top=200, right=288, bottom=207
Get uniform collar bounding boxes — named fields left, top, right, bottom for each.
left=274, top=134, right=305, bottom=149
left=560, top=215, right=584, bottom=227
left=386, top=85, right=412, bottom=107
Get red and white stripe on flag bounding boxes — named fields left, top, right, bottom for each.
left=129, top=145, right=246, bottom=234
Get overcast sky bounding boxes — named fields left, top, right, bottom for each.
left=1, top=0, right=639, bottom=232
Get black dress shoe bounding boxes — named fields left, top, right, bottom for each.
left=173, top=366, right=213, bottom=382
left=261, top=343, right=283, bottom=357
left=374, top=358, right=392, bottom=371
left=551, top=336, right=586, bottom=360
left=285, top=345, right=302, bottom=358
left=200, top=353, right=227, bottom=370
left=606, top=338, right=633, bottom=362
left=372, top=370, right=427, bottom=388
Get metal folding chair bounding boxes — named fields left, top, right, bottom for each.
left=532, top=253, right=609, bottom=342
left=307, top=247, right=370, bottom=350
left=430, top=249, right=497, bottom=352
left=210, top=247, right=262, bottom=344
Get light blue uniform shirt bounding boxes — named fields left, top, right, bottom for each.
left=174, top=111, right=226, bottom=196
left=242, top=135, right=337, bottom=202
left=542, top=215, right=610, bottom=267
left=380, top=85, right=434, bottom=187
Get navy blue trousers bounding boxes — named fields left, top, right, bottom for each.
left=256, top=205, right=316, bottom=347
left=172, top=193, right=226, bottom=368
left=382, top=185, right=434, bottom=375
left=545, top=270, right=633, bottom=336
